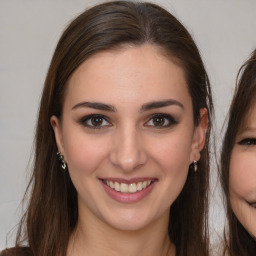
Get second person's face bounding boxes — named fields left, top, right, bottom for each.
left=230, top=103, right=256, bottom=238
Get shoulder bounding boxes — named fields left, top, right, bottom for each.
left=0, top=247, right=32, bottom=256
left=0, top=249, right=7, bottom=256
left=0, top=250, right=6, bottom=256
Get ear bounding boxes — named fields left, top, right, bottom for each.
left=190, top=108, right=208, bottom=163
left=50, top=115, right=65, bottom=154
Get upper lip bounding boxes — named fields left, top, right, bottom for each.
left=99, top=177, right=158, bottom=184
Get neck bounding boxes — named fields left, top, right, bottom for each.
left=67, top=207, right=175, bottom=256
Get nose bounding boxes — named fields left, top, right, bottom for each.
left=109, top=125, right=148, bottom=172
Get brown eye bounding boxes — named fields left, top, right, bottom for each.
left=152, top=116, right=165, bottom=127
left=238, top=138, right=256, bottom=146
left=145, top=113, right=178, bottom=128
left=91, top=116, right=103, bottom=126
left=79, top=114, right=111, bottom=129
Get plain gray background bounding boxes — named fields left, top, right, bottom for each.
left=1, top=0, right=256, bottom=251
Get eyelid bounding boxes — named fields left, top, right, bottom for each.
left=79, top=114, right=112, bottom=129
left=144, top=113, right=178, bottom=128
left=78, top=112, right=178, bottom=129
left=238, top=138, right=256, bottom=146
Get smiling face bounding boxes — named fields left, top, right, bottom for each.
left=229, top=103, right=256, bottom=238
left=51, top=44, right=207, bottom=232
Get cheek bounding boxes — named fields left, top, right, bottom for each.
left=63, top=130, right=110, bottom=175
left=148, top=130, right=193, bottom=174
left=230, top=150, right=256, bottom=197
left=149, top=133, right=193, bottom=206
left=229, top=148, right=256, bottom=238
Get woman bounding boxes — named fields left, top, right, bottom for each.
left=1, top=1, right=213, bottom=255
left=220, top=49, right=256, bottom=255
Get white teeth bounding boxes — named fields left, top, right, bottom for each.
left=109, top=181, right=114, bottom=189
left=137, top=182, right=142, bottom=191
left=105, top=180, right=153, bottom=193
left=128, top=183, right=137, bottom=193
left=120, top=183, right=129, bottom=193
left=114, top=182, right=120, bottom=191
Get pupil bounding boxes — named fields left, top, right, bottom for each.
left=153, top=117, right=164, bottom=126
left=92, top=117, right=103, bottom=126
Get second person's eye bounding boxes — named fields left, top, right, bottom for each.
left=238, top=138, right=256, bottom=146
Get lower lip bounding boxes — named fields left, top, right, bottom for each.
left=100, top=180, right=156, bottom=203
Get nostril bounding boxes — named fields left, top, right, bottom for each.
left=109, top=131, right=148, bottom=171
left=109, top=149, right=147, bottom=172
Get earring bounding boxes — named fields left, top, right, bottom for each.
left=57, top=152, right=67, bottom=170
left=193, top=160, right=198, bottom=172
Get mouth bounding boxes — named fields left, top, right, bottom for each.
left=247, top=201, right=256, bottom=208
left=101, top=178, right=156, bottom=194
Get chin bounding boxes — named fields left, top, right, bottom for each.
left=110, top=214, right=150, bottom=231
left=101, top=207, right=168, bottom=232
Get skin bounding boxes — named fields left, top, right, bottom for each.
left=230, top=103, right=256, bottom=239
left=51, top=44, right=208, bottom=256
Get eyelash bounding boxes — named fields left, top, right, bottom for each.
left=238, top=138, right=256, bottom=146
left=78, top=113, right=178, bottom=129
left=79, top=114, right=111, bottom=129
left=144, top=113, right=178, bottom=128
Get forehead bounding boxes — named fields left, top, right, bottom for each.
left=239, top=103, right=256, bottom=133
left=64, top=44, right=191, bottom=108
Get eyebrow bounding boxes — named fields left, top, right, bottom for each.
left=140, top=99, right=184, bottom=112
left=72, top=102, right=116, bottom=112
left=71, top=99, right=184, bottom=112
left=239, top=126, right=256, bottom=134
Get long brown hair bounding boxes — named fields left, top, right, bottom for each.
left=3, top=1, right=213, bottom=255
left=220, top=49, right=256, bottom=255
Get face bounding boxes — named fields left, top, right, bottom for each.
left=230, top=103, right=256, bottom=239
left=51, top=44, right=207, bottom=232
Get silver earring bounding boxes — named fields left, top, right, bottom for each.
left=193, top=160, right=198, bottom=172
left=57, top=152, right=67, bottom=170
